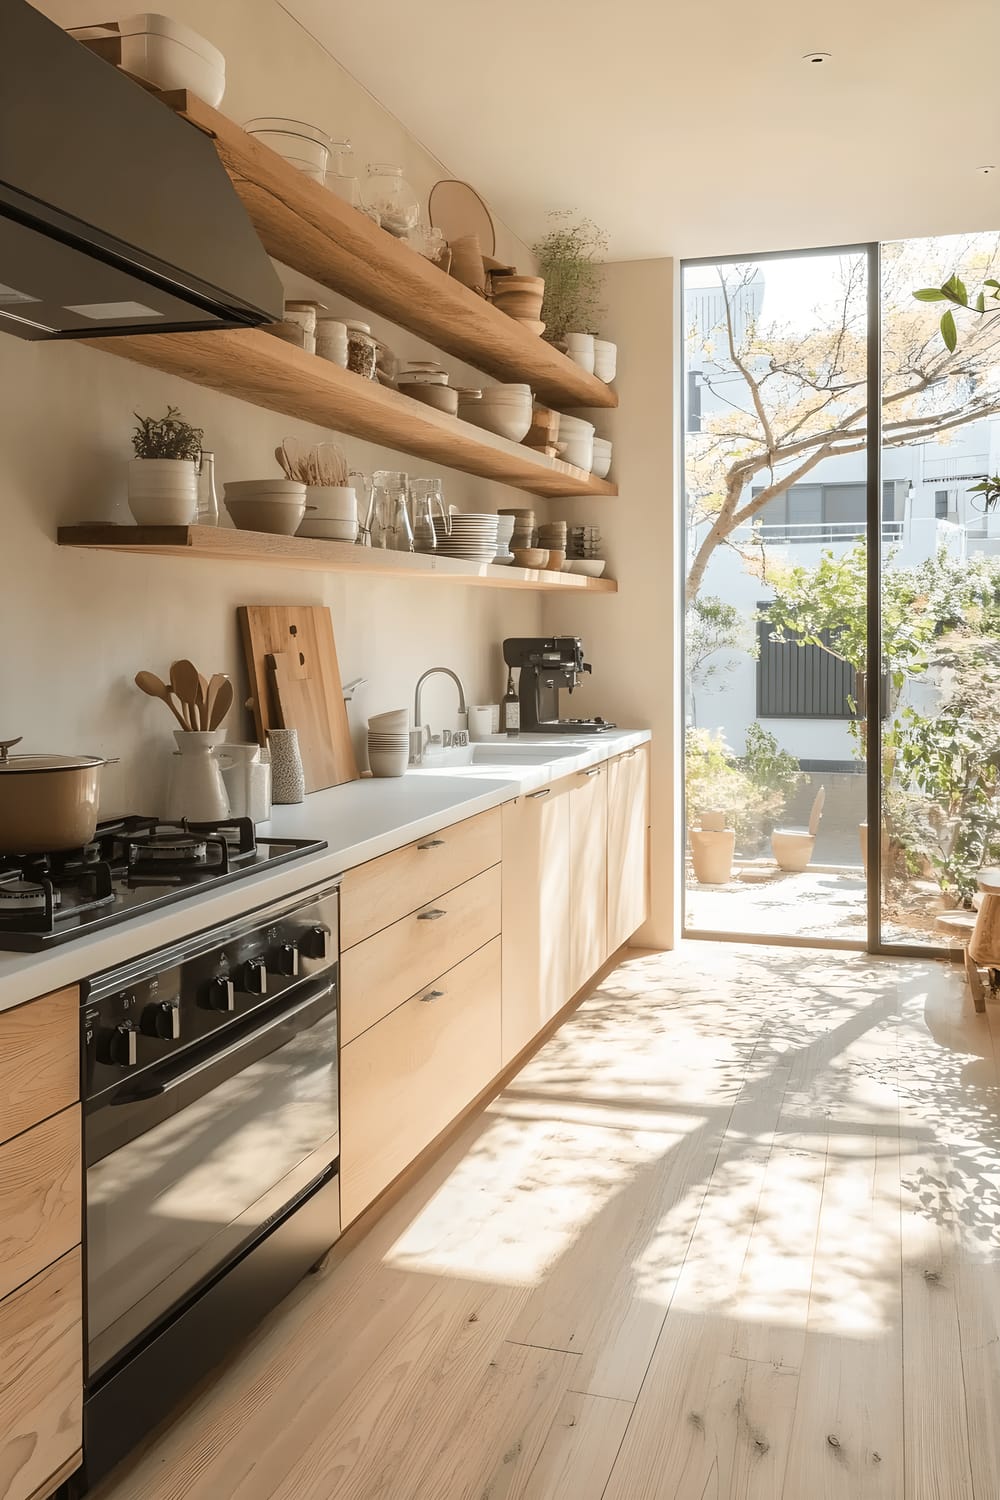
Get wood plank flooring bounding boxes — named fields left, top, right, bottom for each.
left=98, top=943, right=1000, bottom=1500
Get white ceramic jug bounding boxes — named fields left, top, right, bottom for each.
left=166, top=731, right=230, bottom=822
left=218, top=743, right=271, bottom=823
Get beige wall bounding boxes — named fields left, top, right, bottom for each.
left=543, top=259, right=681, bottom=948
left=8, top=0, right=541, bottom=815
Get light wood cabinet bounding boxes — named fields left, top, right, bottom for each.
left=0, top=988, right=78, bottom=1146
left=0, top=1106, right=80, bottom=1305
left=340, top=865, right=501, bottom=1043
left=607, top=745, right=651, bottom=951
left=340, top=938, right=501, bottom=1225
left=0, top=1249, right=82, bottom=1500
left=500, top=781, right=572, bottom=1066
left=340, top=808, right=501, bottom=950
left=568, top=767, right=609, bottom=995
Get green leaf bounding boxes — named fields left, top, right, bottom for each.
left=985, top=279, right=1000, bottom=290
left=977, top=292, right=987, bottom=313
left=940, top=308, right=958, bottom=351
left=942, top=274, right=969, bottom=305
left=913, top=287, right=947, bottom=302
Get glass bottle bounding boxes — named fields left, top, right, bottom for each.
left=363, top=164, right=420, bottom=238
left=196, top=451, right=219, bottom=526
left=501, top=669, right=520, bottom=737
left=326, top=141, right=361, bottom=206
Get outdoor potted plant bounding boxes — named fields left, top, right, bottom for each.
left=533, top=213, right=614, bottom=377
left=128, top=405, right=204, bottom=525
left=689, top=808, right=736, bottom=885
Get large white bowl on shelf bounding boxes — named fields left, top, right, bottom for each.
left=568, top=559, right=607, bottom=577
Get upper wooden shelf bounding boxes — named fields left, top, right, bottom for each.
left=58, top=525, right=618, bottom=593
left=85, top=328, right=617, bottom=499
left=156, top=89, right=617, bottom=412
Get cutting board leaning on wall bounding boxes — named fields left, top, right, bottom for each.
left=239, top=604, right=360, bottom=791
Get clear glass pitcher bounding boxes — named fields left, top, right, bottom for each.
left=409, top=478, right=451, bottom=552
left=369, top=470, right=414, bottom=552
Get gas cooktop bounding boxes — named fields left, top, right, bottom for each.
left=0, top=816, right=327, bottom=952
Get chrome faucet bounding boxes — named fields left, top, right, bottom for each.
left=411, top=667, right=469, bottom=762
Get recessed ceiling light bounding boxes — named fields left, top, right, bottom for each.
left=977, top=164, right=997, bottom=175
left=803, top=51, right=832, bottom=64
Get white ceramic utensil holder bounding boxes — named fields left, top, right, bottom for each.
left=166, top=731, right=230, bottom=822
left=268, top=728, right=305, bottom=804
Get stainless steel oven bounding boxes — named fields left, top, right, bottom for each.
left=76, top=879, right=341, bottom=1490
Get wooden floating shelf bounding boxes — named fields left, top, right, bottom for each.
left=84, top=329, right=617, bottom=500
left=156, top=89, right=617, bottom=412
left=58, top=525, right=619, bottom=593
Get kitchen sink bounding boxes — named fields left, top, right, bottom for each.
left=470, top=743, right=581, bottom=765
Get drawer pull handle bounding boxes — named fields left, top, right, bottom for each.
left=583, top=767, right=602, bottom=777
left=417, top=908, right=447, bottom=921
left=417, top=838, right=445, bottom=850
left=528, top=788, right=551, bottom=799
left=624, top=749, right=637, bottom=759
left=420, top=989, right=445, bottom=1003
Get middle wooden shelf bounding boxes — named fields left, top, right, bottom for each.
left=84, top=328, right=617, bottom=501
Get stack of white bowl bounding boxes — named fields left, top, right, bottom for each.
left=593, top=339, right=617, bottom=383
left=591, top=436, right=613, bottom=479
left=493, top=513, right=516, bottom=564
left=368, top=709, right=409, bottom=777
left=224, top=480, right=307, bottom=535
left=315, top=318, right=348, bottom=367
left=556, top=413, right=595, bottom=473
left=434, top=512, right=500, bottom=561
left=563, top=333, right=595, bottom=374
left=297, top=485, right=358, bottom=542
left=465, top=384, right=533, bottom=442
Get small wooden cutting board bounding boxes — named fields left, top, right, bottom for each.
left=239, top=604, right=359, bottom=791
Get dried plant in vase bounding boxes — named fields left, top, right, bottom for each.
left=532, top=212, right=608, bottom=346
left=128, top=405, right=204, bottom=526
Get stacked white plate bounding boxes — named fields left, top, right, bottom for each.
left=433, top=511, right=500, bottom=561
left=368, top=708, right=409, bottom=777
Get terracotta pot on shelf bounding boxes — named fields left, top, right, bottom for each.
left=449, top=234, right=487, bottom=293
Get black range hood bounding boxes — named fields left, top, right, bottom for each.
left=0, top=2, right=283, bottom=341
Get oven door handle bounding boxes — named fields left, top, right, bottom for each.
left=110, top=978, right=337, bottom=1105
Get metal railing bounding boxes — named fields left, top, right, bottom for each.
left=743, top=521, right=904, bottom=544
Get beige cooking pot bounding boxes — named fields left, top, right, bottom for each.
left=0, top=737, right=116, bottom=854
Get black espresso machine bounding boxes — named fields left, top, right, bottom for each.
left=503, top=636, right=615, bottom=733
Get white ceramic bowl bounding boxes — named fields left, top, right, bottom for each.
left=120, top=30, right=225, bottom=107
left=224, top=479, right=307, bottom=498
left=305, top=485, right=357, bottom=521
left=472, top=408, right=532, bottom=442
left=563, top=333, right=595, bottom=351
left=225, top=496, right=307, bottom=535
left=568, top=559, right=606, bottom=577
left=557, top=413, right=595, bottom=435
left=591, top=439, right=613, bottom=479
left=561, top=435, right=594, bottom=472
left=297, top=518, right=357, bottom=541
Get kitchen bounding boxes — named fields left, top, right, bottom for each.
left=6, top=2, right=996, bottom=1499
left=0, top=3, right=662, bottom=1498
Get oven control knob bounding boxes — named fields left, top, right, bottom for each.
left=271, top=942, right=300, bottom=978
left=206, top=974, right=236, bottom=1012
left=241, top=957, right=268, bottom=996
left=301, top=925, right=329, bottom=961
left=100, top=1022, right=138, bottom=1068
left=142, top=1001, right=181, bottom=1041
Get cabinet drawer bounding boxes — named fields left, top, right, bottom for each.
left=0, top=1248, right=82, bottom=1500
left=341, top=864, right=501, bottom=1043
left=340, top=937, right=501, bottom=1225
left=0, top=1106, right=81, bottom=1305
left=0, top=989, right=78, bottom=1147
left=341, top=808, right=501, bottom=949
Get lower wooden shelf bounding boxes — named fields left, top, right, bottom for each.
left=57, top=526, right=618, bottom=593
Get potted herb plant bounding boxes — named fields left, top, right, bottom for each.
left=532, top=213, right=613, bottom=377
left=128, top=406, right=204, bottom=525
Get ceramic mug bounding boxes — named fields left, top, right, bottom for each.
left=468, top=706, right=495, bottom=741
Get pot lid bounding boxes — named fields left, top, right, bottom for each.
left=0, top=738, right=104, bottom=772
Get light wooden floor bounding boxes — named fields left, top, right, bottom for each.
left=99, top=943, right=1000, bottom=1500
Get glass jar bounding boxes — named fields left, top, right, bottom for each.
left=244, top=118, right=331, bottom=182
left=326, top=141, right=361, bottom=206
left=363, top=164, right=420, bottom=238
left=345, top=320, right=378, bottom=380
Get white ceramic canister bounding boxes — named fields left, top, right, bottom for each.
left=468, top=706, right=495, bottom=741
left=218, top=743, right=271, bottom=823
left=315, top=318, right=349, bottom=367
left=127, top=458, right=199, bottom=525
left=268, top=728, right=305, bottom=804
left=166, top=731, right=230, bottom=822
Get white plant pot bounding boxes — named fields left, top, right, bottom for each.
left=562, top=332, right=595, bottom=375
left=128, top=459, right=198, bottom=525
left=593, top=339, right=617, bottom=382
left=689, top=826, right=735, bottom=884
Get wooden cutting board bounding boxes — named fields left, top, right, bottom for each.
left=238, top=604, right=359, bottom=791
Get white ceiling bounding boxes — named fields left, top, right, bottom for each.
left=281, top=0, right=1000, bottom=262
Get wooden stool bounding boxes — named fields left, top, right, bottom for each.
left=937, top=869, right=1000, bottom=1013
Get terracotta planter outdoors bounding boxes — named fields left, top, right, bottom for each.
left=689, top=817, right=735, bottom=885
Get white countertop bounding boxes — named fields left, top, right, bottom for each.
left=0, top=730, right=650, bottom=1013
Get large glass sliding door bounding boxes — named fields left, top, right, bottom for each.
left=683, top=233, right=1000, bottom=954
left=682, top=247, right=871, bottom=945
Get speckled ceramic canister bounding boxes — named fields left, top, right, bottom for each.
left=267, top=728, right=305, bottom=804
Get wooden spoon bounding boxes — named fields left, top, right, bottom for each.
left=169, top=659, right=202, bottom=732
left=196, top=671, right=209, bottom=729
left=203, top=673, right=228, bottom=731
left=208, top=677, right=235, bottom=731
left=134, top=670, right=188, bottom=730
